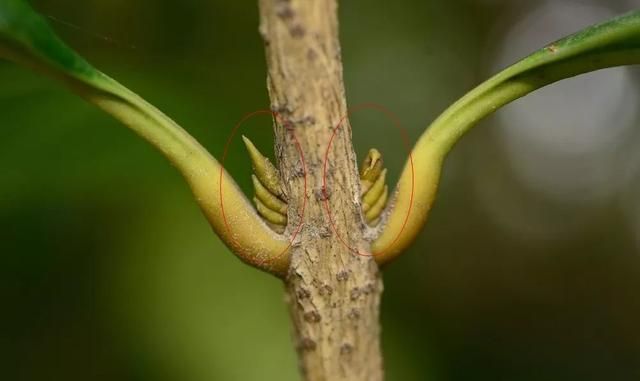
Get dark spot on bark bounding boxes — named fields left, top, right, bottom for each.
left=350, top=287, right=361, bottom=301
left=275, top=3, right=294, bottom=20
left=297, top=288, right=311, bottom=300
left=311, top=278, right=333, bottom=296
left=290, top=24, right=306, bottom=38
left=340, top=343, right=354, bottom=355
left=336, top=271, right=349, bottom=281
left=303, top=310, right=321, bottom=323
left=348, top=308, right=360, bottom=320
left=319, top=284, right=333, bottom=296
left=300, top=338, right=317, bottom=352
left=363, top=283, right=376, bottom=294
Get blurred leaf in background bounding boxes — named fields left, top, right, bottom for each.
left=2, top=0, right=640, bottom=380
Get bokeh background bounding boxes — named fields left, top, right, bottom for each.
left=2, top=0, right=640, bottom=380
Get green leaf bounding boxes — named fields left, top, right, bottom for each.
left=0, top=0, right=291, bottom=277
left=376, top=10, right=640, bottom=263
left=0, top=0, right=200, bottom=169
left=0, top=0, right=100, bottom=86
left=427, top=9, right=640, bottom=152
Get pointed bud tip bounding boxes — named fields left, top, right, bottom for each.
left=241, top=134, right=253, bottom=148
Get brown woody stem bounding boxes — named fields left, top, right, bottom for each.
left=258, top=0, right=385, bottom=379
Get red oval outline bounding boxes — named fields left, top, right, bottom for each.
left=219, top=110, right=307, bottom=260
left=322, top=103, right=415, bottom=257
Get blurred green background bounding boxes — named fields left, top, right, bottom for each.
left=2, top=0, right=640, bottom=380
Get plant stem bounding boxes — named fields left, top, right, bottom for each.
left=258, top=0, right=384, bottom=379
